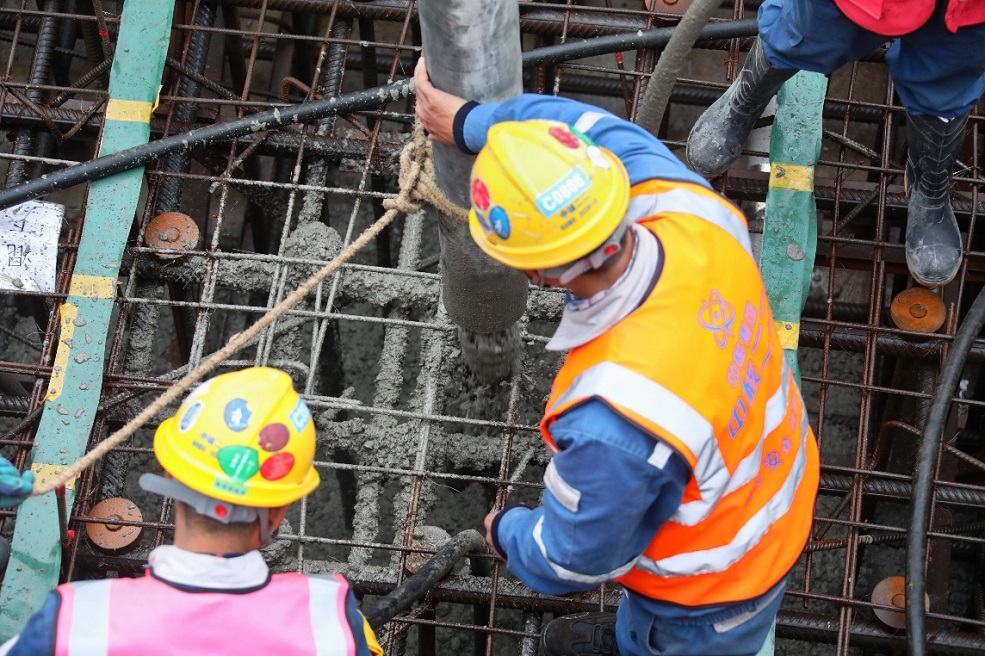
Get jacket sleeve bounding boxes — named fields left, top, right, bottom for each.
left=2, top=591, right=59, bottom=656
left=457, top=94, right=711, bottom=189
left=491, top=399, right=690, bottom=596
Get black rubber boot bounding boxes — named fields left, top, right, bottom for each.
left=541, top=612, right=620, bottom=655
left=686, top=38, right=796, bottom=178
left=904, top=111, right=969, bottom=287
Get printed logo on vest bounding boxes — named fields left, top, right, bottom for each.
left=534, top=167, right=590, bottom=218
left=698, top=289, right=734, bottom=349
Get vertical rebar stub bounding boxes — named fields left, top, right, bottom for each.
left=145, top=212, right=200, bottom=260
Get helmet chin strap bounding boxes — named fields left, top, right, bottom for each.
left=531, top=220, right=629, bottom=287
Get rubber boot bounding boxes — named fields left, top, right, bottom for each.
left=540, top=612, right=620, bottom=655
left=686, top=38, right=796, bottom=178
left=904, top=111, right=969, bottom=287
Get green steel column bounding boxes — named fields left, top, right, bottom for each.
left=0, top=0, right=173, bottom=638
left=759, top=71, right=827, bottom=383
left=753, top=71, right=826, bottom=656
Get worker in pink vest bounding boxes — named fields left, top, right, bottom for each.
left=0, top=367, right=382, bottom=656
left=687, top=0, right=985, bottom=288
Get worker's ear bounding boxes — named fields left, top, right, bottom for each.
left=267, top=504, right=291, bottom=532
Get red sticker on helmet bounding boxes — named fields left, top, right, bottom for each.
left=548, top=126, right=580, bottom=149
left=260, top=452, right=295, bottom=481
left=258, top=423, right=290, bottom=452
left=471, top=178, right=491, bottom=211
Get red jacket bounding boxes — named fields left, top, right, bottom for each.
left=834, top=0, right=985, bottom=35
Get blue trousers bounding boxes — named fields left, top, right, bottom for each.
left=615, top=578, right=786, bottom=656
left=758, top=0, right=985, bottom=117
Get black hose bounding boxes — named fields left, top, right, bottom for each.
left=907, top=286, right=985, bottom=655
left=364, top=529, right=486, bottom=630
left=0, top=18, right=759, bottom=211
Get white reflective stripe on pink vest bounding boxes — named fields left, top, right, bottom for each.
left=54, top=572, right=357, bottom=656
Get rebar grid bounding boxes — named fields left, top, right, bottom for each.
left=0, top=0, right=983, bottom=654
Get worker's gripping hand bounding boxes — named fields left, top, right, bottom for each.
left=483, top=511, right=505, bottom=560
left=413, top=57, right=467, bottom=146
left=0, top=457, right=34, bottom=508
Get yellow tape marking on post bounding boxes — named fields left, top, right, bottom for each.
left=775, top=320, right=800, bottom=351
left=769, top=162, right=814, bottom=192
left=30, top=463, right=78, bottom=491
left=104, top=98, right=154, bottom=123
left=45, top=303, right=78, bottom=402
left=68, top=275, right=116, bottom=300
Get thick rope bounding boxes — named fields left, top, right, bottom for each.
left=31, top=122, right=468, bottom=496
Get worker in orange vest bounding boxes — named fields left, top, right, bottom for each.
left=687, top=0, right=985, bottom=288
left=0, top=368, right=382, bottom=656
left=416, top=59, right=820, bottom=656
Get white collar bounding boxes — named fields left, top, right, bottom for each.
left=546, top=224, right=660, bottom=352
left=148, top=544, right=270, bottom=590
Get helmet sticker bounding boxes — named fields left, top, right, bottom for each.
left=212, top=478, right=248, bottom=497
left=475, top=210, right=493, bottom=234
left=178, top=401, right=204, bottom=433
left=471, top=178, right=491, bottom=211
left=548, top=125, right=580, bottom=149
left=534, top=167, right=590, bottom=218
left=489, top=206, right=511, bottom=239
left=289, top=397, right=311, bottom=433
left=586, top=145, right=610, bottom=170
left=568, top=125, right=596, bottom=146
left=258, top=423, right=290, bottom=452
left=260, top=452, right=296, bottom=481
left=217, top=445, right=260, bottom=482
left=224, top=398, right=252, bottom=432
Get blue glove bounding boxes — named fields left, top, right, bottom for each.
left=0, top=458, right=34, bottom=509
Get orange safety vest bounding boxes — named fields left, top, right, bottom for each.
left=540, top=179, right=820, bottom=607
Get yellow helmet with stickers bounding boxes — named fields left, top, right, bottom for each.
left=468, top=119, right=630, bottom=271
left=153, top=367, right=319, bottom=508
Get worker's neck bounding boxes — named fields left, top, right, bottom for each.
left=565, top=229, right=635, bottom=300
left=174, top=530, right=260, bottom=556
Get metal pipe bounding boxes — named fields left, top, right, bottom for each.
left=418, top=0, right=528, bottom=383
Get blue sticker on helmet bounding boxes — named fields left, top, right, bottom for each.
left=489, top=206, right=511, bottom=239
left=289, top=397, right=311, bottom=433
left=224, top=398, right=252, bottom=432
left=534, top=167, right=590, bottom=218
left=178, top=400, right=203, bottom=433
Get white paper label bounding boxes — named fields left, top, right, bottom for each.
left=0, top=200, right=63, bottom=293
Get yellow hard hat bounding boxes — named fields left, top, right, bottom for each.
left=468, top=120, right=630, bottom=271
left=153, top=367, right=320, bottom=508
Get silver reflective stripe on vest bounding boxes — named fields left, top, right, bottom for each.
left=636, top=403, right=811, bottom=578
left=548, top=361, right=726, bottom=519
left=673, top=362, right=792, bottom=526
left=309, top=576, right=353, bottom=655
left=532, top=517, right=638, bottom=584
left=626, top=188, right=752, bottom=256
left=65, top=581, right=110, bottom=656
left=573, top=110, right=608, bottom=133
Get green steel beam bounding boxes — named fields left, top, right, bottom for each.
left=0, top=0, right=173, bottom=639
left=760, top=71, right=827, bottom=384
left=753, top=71, right=827, bottom=656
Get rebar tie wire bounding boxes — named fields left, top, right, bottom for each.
left=29, top=122, right=467, bottom=497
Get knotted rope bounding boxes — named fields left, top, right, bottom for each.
left=31, top=122, right=468, bottom=496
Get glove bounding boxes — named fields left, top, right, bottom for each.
left=0, top=458, right=34, bottom=509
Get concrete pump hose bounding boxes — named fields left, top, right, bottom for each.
left=364, top=529, right=486, bottom=630
left=635, top=0, right=726, bottom=134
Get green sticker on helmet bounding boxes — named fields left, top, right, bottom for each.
left=217, top=445, right=260, bottom=482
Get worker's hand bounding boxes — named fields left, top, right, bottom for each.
left=0, top=458, right=33, bottom=508
left=414, top=57, right=467, bottom=146
left=483, top=511, right=505, bottom=560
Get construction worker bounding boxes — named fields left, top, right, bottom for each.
left=416, top=58, right=819, bottom=656
left=0, top=367, right=382, bottom=656
left=686, top=0, right=985, bottom=288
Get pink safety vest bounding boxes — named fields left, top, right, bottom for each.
left=54, top=571, right=359, bottom=655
